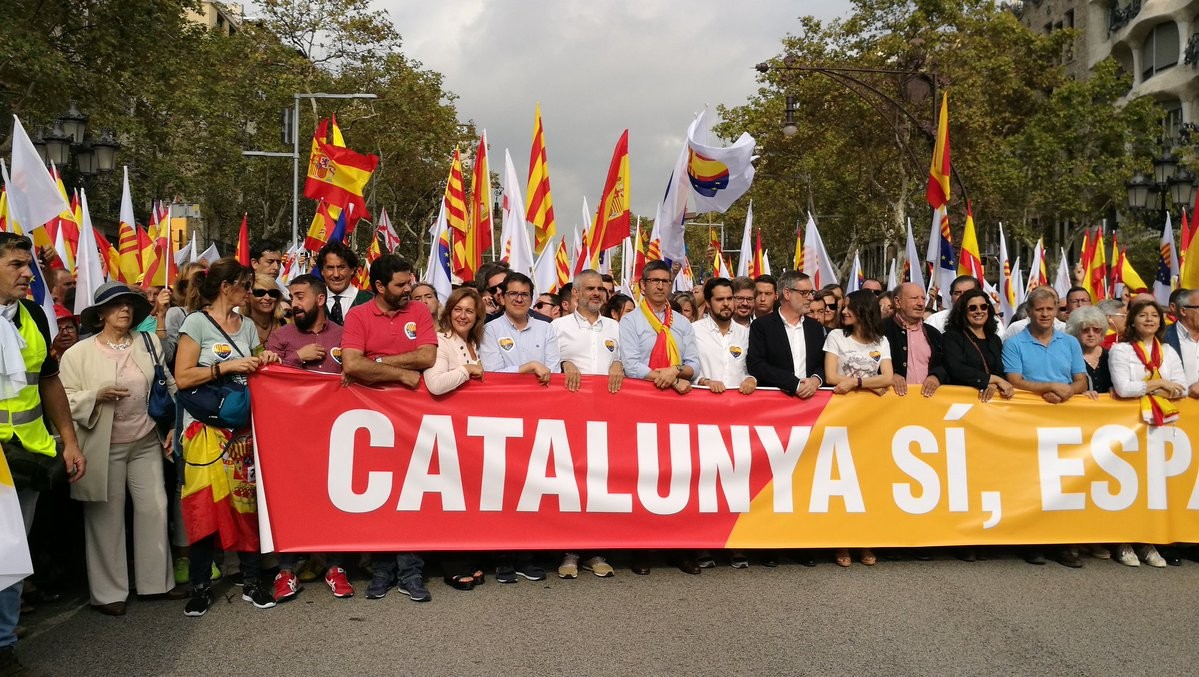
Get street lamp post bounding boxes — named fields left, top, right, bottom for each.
left=1125, top=152, right=1197, bottom=233
left=30, top=104, right=121, bottom=180
left=242, top=92, right=377, bottom=248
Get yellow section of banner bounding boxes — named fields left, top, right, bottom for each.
left=728, top=387, right=1199, bottom=548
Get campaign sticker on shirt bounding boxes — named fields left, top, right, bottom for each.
left=499, top=337, right=515, bottom=352
left=869, top=351, right=881, bottom=361
left=730, top=345, right=744, bottom=358
left=404, top=321, right=418, bottom=340
left=330, top=346, right=343, bottom=364
left=212, top=342, right=234, bottom=361
left=604, top=338, right=616, bottom=353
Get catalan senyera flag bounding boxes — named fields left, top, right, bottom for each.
left=236, top=213, right=250, bottom=266
left=116, top=221, right=141, bottom=284
left=304, top=116, right=378, bottom=226
left=589, top=130, right=631, bottom=266
left=751, top=230, right=765, bottom=278
left=135, top=225, right=152, bottom=280
left=555, top=237, right=571, bottom=290
left=793, top=219, right=804, bottom=271
left=455, top=131, right=491, bottom=281
left=526, top=105, right=557, bottom=255
left=957, top=203, right=983, bottom=280
left=927, top=92, right=951, bottom=210
left=444, top=149, right=469, bottom=278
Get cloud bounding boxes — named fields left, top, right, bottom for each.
left=378, top=0, right=852, bottom=238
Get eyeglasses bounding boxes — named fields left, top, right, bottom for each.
left=252, top=288, right=282, bottom=299
left=787, top=288, right=814, bottom=297
left=1183, top=305, right=1199, bottom=310
left=733, top=295, right=755, bottom=303
left=643, top=278, right=672, bottom=286
left=505, top=292, right=532, bottom=301
left=1080, top=326, right=1105, bottom=334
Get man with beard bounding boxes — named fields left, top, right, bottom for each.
left=264, top=276, right=354, bottom=600
left=695, top=278, right=756, bottom=396
left=551, top=269, right=622, bottom=580
left=730, top=276, right=756, bottom=327
left=318, top=241, right=372, bottom=325
left=342, top=255, right=437, bottom=602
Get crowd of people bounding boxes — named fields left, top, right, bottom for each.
left=3, top=231, right=1198, bottom=671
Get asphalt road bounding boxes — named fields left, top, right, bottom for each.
left=13, top=551, right=1199, bottom=676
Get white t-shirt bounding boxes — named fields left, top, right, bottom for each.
left=823, top=330, right=891, bottom=379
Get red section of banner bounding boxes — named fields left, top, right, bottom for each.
left=252, top=367, right=827, bottom=552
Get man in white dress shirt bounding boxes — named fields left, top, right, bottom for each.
left=550, top=270, right=623, bottom=580
left=694, top=278, right=756, bottom=395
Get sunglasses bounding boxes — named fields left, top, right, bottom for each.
left=252, top=288, right=282, bottom=299
left=966, top=304, right=988, bottom=312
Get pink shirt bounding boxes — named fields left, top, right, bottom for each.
left=342, top=299, right=437, bottom=358
left=898, top=315, right=931, bottom=384
left=266, top=320, right=345, bottom=373
left=97, top=342, right=156, bottom=444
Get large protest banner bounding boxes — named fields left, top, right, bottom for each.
left=251, top=367, right=1199, bottom=552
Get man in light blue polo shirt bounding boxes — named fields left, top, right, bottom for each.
left=1002, top=285, right=1090, bottom=570
left=1002, top=286, right=1088, bottom=402
left=480, top=272, right=560, bottom=383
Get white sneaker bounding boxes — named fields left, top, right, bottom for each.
left=558, top=553, right=579, bottom=579
left=582, top=556, right=614, bottom=578
left=1115, top=544, right=1140, bottom=567
left=1137, top=544, right=1167, bottom=568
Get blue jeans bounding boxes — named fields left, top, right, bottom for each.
left=371, top=553, right=424, bottom=583
left=0, top=580, right=22, bottom=649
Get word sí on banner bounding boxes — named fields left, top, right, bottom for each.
left=250, top=368, right=1199, bottom=552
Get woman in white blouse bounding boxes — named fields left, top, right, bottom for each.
left=423, top=286, right=486, bottom=589
left=1108, top=299, right=1186, bottom=568
left=424, top=287, right=485, bottom=396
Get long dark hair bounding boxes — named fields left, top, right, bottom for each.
left=842, top=289, right=883, bottom=343
left=947, top=288, right=997, bottom=337
left=198, top=257, right=252, bottom=304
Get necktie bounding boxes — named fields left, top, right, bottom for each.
left=330, top=296, right=344, bottom=325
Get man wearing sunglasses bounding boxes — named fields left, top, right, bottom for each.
left=535, top=293, right=561, bottom=319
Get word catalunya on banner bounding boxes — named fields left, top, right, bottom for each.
left=250, top=368, right=1199, bottom=552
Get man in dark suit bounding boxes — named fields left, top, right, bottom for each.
left=747, top=270, right=825, bottom=398
left=886, top=282, right=947, bottom=397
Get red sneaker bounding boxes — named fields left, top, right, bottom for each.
left=273, top=570, right=302, bottom=602
left=325, top=567, right=354, bottom=598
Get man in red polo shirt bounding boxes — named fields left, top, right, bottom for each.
left=341, top=254, right=437, bottom=602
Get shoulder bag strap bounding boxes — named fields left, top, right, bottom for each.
left=140, top=332, right=162, bottom=366
left=201, top=311, right=246, bottom=358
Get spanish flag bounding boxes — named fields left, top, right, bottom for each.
left=180, top=422, right=259, bottom=551
left=589, top=130, right=631, bottom=265
left=304, top=117, right=378, bottom=226
left=117, top=221, right=141, bottom=284
left=957, top=202, right=984, bottom=280
left=927, top=92, right=951, bottom=210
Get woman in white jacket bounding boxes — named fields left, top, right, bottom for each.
left=424, top=286, right=485, bottom=396
left=1108, top=298, right=1187, bottom=568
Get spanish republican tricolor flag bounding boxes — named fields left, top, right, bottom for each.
left=0, top=452, right=32, bottom=590
left=526, top=104, right=557, bottom=255
left=589, top=130, right=631, bottom=266
left=304, top=116, right=379, bottom=227
left=957, top=202, right=983, bottom=280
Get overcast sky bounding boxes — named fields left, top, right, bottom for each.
left=377, top=0, right=854, bottom=236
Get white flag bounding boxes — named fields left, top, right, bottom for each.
left=997, top=224, right=1018, bottom=324
left=658, top=115, right=694, bottom=262
left=761, top=249, right=772, bottom=276
left=685, top=108, right=755, bottom=213
left=7, top=116, right=70, bottom=232
left=74, top=189, right=105, bottom=316
left=886, top=257, right=898, bottom=291
left=736, top=201, right=753, bottom=277
left=1053, top=248, right=1072, bottom=302
left=905, top=218, right=925, bottom=291
left=532, top=236, right=559, bottom=295
left=801, top=214, right=837, bottom=289
left=198, top=243, right=219, bottom=264
left=499, top=149, right=535, bottom=279
left=847, top=250, right=863, bottom=293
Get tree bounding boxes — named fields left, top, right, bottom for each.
left=714, top=0, right=1161, bottom=281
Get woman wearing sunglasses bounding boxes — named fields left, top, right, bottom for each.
left=240, top=274, right=287, bottom=346
left=943, top=289, right=1014, bottom=402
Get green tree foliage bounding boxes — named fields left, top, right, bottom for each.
left=0, top=0, right=469, bottom=263
left=715, top=0, right=1161, bottom=280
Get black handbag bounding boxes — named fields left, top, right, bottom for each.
left=140, top=332, right=176, bottom=428
left=176, top=312, right=251, bottom=429
left=3, top=439, right=64, bottom=492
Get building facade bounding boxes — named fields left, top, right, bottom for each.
left=184, top=1, right=243, bottom=37
left=1019, top=0, right=1199, bottom=134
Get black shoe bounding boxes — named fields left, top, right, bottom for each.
left=184, top=586, right=214, bottom=617
left=1053, top=550, right=1084, bottom=568
left=0, top=645, right=34, bottom=676
left=230, top=571, right=244, bottom=587
left=91, top=601, right=126, bottom=617
left=495, top=566, right=518, bottom=584
left=241, top=584, right=277, bottom=609
left=673, top=558, right=701, bottom=575
left=1023, top=550, right=1047, bottom=565
left=397, top=577, right=432, bottom=602
left=1159, top=546, right=1183, bottom=567
left=956, top=548, right=977, bottom=562
left=515, top=564, right=546, bottom=581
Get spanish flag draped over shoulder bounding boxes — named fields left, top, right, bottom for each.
left=304, top=117, right=379, bottom=227
left=180, top=422, right=259, bottom=551
left=589, top=130, right=631, bottom=265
